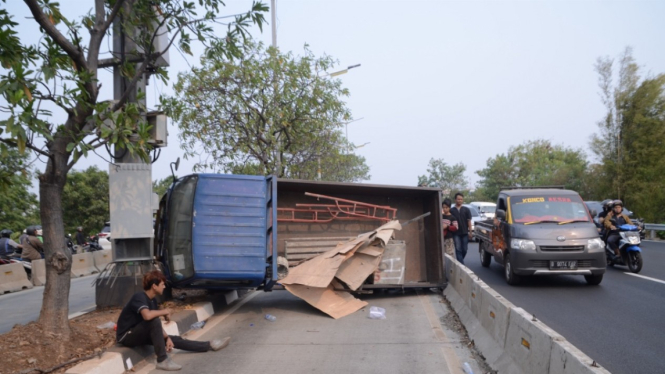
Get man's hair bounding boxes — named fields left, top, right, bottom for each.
left=454, top=192, right=464, bottom=199
left=442, top=198, right=452, bottom=208
left=143, top=270, right=167, bottom=291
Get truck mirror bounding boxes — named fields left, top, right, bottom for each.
left=496, top=209, right=506, bottom=219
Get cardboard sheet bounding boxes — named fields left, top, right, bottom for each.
left=284, top=282, right=368, bottom=319
left=280, top=254, right=345, bottom=288
left=336, top=251, right=385, bottom=290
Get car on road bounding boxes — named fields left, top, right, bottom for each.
left=470, top=202, right=496, bottom=219
left=97, top=221, right=111, bottom=250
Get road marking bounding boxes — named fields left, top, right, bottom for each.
left=134, top=291, right=260, bottom=374
left=624, top=272, right=665, bottom=285
left=417, top=292, right=464, bottom=374
left=68, top=304, right=96, bottom=319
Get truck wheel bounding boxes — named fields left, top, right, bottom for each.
left=479, top=246, right=491, bottom=267
left=584, top=274, right=603, bottom=285
left=504, top=253, right=520, bottom=285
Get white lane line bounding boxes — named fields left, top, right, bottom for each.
left=68, top=304, right=97, bottom=319
left=624, top=272, right=665, bottom=285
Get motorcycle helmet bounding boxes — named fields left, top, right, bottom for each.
left=601, top=199, right=613, bottom=210
left=0, top=229, right=12, bottom=238
left=612, top=199, right=623, bottom=208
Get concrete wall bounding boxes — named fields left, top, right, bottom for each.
left=443, top=254, right=611, bottom=374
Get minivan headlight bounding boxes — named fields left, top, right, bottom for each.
left=511, top=239, right=536, bottom=251
left=587, top=238, right=604, bottom=251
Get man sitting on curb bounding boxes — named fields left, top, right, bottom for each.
left=116, top=270, right=231, bottom=371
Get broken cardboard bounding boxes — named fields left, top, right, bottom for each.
left=336, top=251, right=385, bottom=290
left=284, top=282, right=368, bottom=319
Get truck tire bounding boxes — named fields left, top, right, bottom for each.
left=479, top=244, right=491, bottom=267
left=584, top=273, right=603, bottom=285
left=504, top=253, right=521, bottom=285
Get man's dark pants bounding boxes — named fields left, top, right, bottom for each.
left=119, top=318, right=211, bottom=363
left=607, top=233, right=621, bottom=256
left=453, top=234, right=469, bottom=264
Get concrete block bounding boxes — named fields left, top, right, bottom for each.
left=456, top=266, right=475, bottom=311
left=192, top=301, right=214, bottom=321
left=550, top=339, right=611, bottom=374
left=505, top=307, right=565, bottom=374
left=479, top=285, right=514, bottom=350
left=92, top=249, right=113, bottom=272
left=468, top=278, right=489, bottom=320
left=162, top=320, right=180, bottom=336
left=444, top=254, right=459, bottom=293
left=0, top=262, right=33, bottom=294
left=71, top=252, right=98, bottom=277
left=444, top=254, right=454, bottom=283
left=32, top=259, right=46, bottom=286
left=65, top=351, right=125, bottom=374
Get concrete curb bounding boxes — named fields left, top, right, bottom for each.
left=65, top=289, right=246, bottom=374
left=443, top=254, right=611, bottom=374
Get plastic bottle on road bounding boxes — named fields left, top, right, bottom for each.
left=462, top=362, right=474, bottom=374
left=265, top=314, right=277, bottom=322
left=190, top=321, right=206, bottom=330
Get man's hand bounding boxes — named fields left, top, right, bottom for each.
left=468, top=232, right=473, bottom=240
left=611, top=226, right=617, bottom=230
left=163, top=308, right=172, bottom=322
left=165, top=337, right=174, bottom=352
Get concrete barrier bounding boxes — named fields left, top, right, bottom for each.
left=93, top=249, right=113, bottom=272
left=32, top=259, right=46, bottom=286
left=0, top=263, right=33, bottom=294
left=71, top=252, right=98, bottom=277
left=443, top=255, right=611, bottom=374
left=550, top=339, right=611, bottom=374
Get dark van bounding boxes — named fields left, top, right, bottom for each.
left=474, top=188, right=606, bottom=285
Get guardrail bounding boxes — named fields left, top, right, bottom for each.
left=644, top=223, right=665, bottom=231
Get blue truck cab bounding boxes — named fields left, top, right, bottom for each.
left=155, top=174, right=278, bottom=290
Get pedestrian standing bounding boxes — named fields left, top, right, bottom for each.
left=441, top=199, right=458, bottom=256
left=450, top=192, right=473, bottom=264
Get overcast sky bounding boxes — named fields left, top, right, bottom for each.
left=5, top=0, right=665, bottom=189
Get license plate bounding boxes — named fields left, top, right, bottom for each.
left=549, top=260, right=577, bottom=270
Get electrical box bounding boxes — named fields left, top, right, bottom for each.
left=109, top=163, right=154, bottom=261
left=147, top=111, right=168, bottom=147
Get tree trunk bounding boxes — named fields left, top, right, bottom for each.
left=37, top=143, right=72, bottom=337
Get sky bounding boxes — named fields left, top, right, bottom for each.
left=3, top=0, right=665, bottom=190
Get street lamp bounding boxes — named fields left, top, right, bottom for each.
left=327, top=64, right=361, bottom=77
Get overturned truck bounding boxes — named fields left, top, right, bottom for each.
left=154, top=175, right=445, bottom=307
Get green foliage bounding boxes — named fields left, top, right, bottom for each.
left=153, top=175, right=177, bottom=199
left=475, top=140, right=589, bottom=201
left=0, top=145, right=40, bottom=232
left=61, top=166, right=109, bottom=235
left=589, top=48, right=665, bottom=222
left=162, top=40, right=369, bottom=181
left=417, top=158, right=468, bottom=198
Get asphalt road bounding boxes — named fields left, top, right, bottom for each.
left=0, top=274, right=97, bottom=334
left=133, top=290, right=486, bottom=374
left=462, top=240, right=665, bottom=374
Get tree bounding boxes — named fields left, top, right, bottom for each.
left=590, top=47, right=640, bottom=200
left=0, top=0, right=266, bottom=337
left=417, top=158, right=468, bottom=197
left=163, top=40, right=369, bottom=181
left=616, top=75, right=665, bottom=222
left=61, top=166, right=109, bottom=235
left=0, top=145, right=40, bottom=232
left=475, top=140, right=589, bottom=201
left=153, top=175, right=176, bottom=199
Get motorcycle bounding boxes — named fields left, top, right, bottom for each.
left=83, top=235, right=103, bottom=252
left=605, top=223, right=643, bottom=273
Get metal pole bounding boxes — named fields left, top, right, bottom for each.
left=271, top=0, right=281, bottom=177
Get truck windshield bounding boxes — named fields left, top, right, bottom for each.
left=479, top=206, right=496, bottom=214
left=165, top=176, right=198, bottom=280
left=510, top=195, right=589, bottom=224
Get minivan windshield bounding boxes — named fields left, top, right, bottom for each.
left=478, top=205, right=496, bottom=214
left=510, top=195, right=590, bottom=224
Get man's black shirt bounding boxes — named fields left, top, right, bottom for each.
left=451, top=205, right=472, bottom=235
left=116, top=292, right=157, bottom=341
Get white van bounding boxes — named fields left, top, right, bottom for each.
left=470, top=202, right=496, bottom=219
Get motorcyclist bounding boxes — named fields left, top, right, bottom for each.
left=604, top=200, right=633, bottom=259
left=21, top=227, right=44, bottom=261
left=75, top=226, right=86, bottom=246
left=0, top=229, right=22, bottom=258
left=597, top=199, right=614, bottom=239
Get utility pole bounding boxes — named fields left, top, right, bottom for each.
left=96, top=3, right=170, bottom=307
left=271, top=0, right=281, bottom=177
